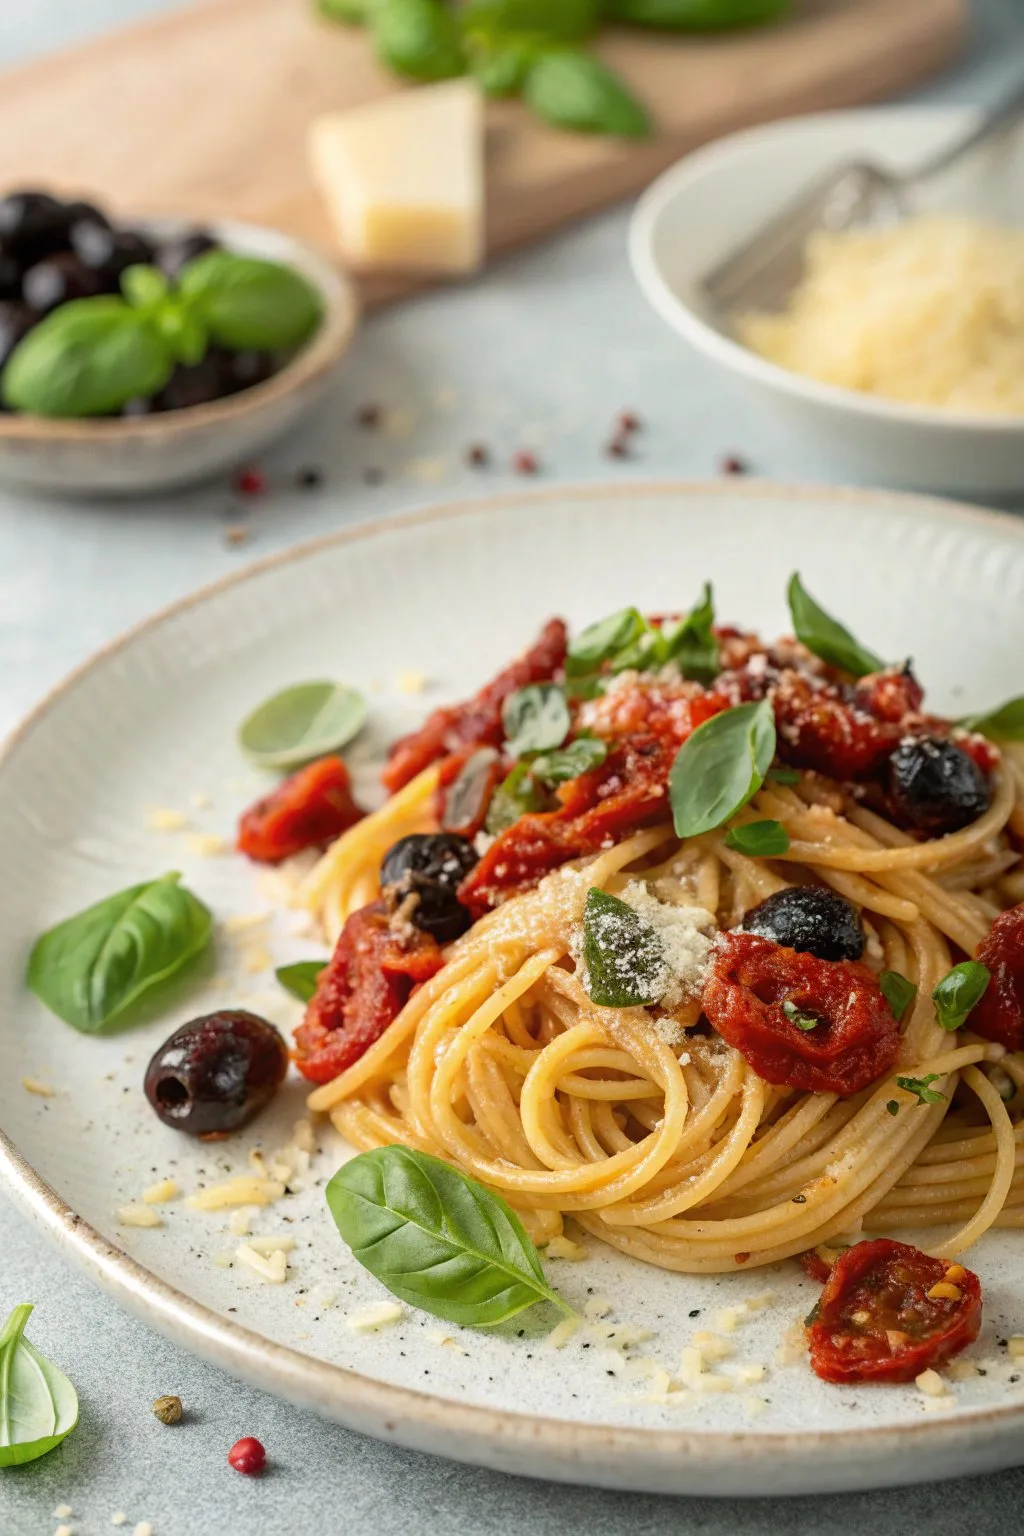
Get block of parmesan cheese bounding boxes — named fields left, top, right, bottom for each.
left=308, top=80, right=484, bottom=275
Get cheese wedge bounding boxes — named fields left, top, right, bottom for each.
left=308, top=80, right=484, bottom=274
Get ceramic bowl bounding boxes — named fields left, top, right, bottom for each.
left=629, top=108, right=1024, bottom=497
left=0, top=216, right=358, bottom=497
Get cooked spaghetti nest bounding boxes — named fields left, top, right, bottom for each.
left=295, top=750, right=1024, bottom=1274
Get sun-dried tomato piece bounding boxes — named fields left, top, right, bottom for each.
left=806, top=1239, right=982, bottom=1384
left=969, top=903, right=1024, bottom=1051
left=382, top=618, right=568, bottom=794
left=771, top=669, right=903, bottom=780
left=237, top=756, right=365, bottom=864
left=800, top=1248, right=836, bottom=1284
left=293, top=901, right=443, bottom=1084
left=701, top=933, right=900, bottom=1095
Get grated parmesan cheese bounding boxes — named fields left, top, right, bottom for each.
left=116, top=1203, right=162, bottom=1229
left=584, top=1294, right=613, bottom=1321
left=915, top=1368, right=946, bottom=1397
left=142, top=1179, right=179, bottom=1205
left=54, top=1507, right=73, bottom=1520
left=235, top=1244, right=288, bottom=1284
left=543, top=1234, right=588, bottom=1262
left=547, top=1316, right=581, bottom=1349
left=618, top=881, right=716, bottom=1010
left=186, top=833, right=229, bottom=858
left=187, top=1177, right=285, bottom=1211
left=245, top=1234, right=297, bottom=1256
left=227, top=1207, right=255, bottom=1237
left=1007, top=1336, right=1024, bottom=1360
left=346, top=1302, right=405, bottom=1331
left=21, top=1076, right=55, bottom=1097
left=110, top=1517, right=127, bottom=1528
left=222, top=911, right=269, bottom=935
left=426, top=1329, right=469, bottom=1355
left=146, top=807, right=188, bottom=831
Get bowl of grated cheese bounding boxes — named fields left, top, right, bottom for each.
left=630, top=106, right=1024, bottom=496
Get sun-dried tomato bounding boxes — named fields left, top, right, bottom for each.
left=852, top=665, right=924, bottom=724
left=800, top=1248, right=836, bottom=1284
left=237, top=756, right=365, bottom=864
left=381, top=618, right=568, bottom=794
left=702, top=933, right=900, bottom=1095
left=969, top=902, right=1024, bottom=1051
left=806, top=1239, right=982, bottom=1384
left=770, top=669, right=904, bottom=780
left=293, top=901, right=443, bottom=1084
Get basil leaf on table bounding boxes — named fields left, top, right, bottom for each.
left=485, top=761, right=550, bottom=834
left=723, top=819, right=789, bottom=857
left=326, top=1145, right=571, bottom=1326
left=179, top=250, right=324, bottom=352
left=786, top=573, right=884, bottom=678
left=582, top=886, right=668, bottom=1007
left=0, top=1305, right=79, bottom=1468
left=525, top=51, right=650, bottom=138
left=238, top=680, right=368, bottom=770
left=502, top=683, right=570, bottom=757
left=659, top=582, right=718, bottom=684
left=669, top=698, right=776, bottom=837
left=960, top=696, right=1024, bottom=742
left=276, top=961, right=327, bottom=1003
left=601, top=0, right=790, bottom=27
left=370, top=0, right=467, bottom=80
left=27, top=873, right=213, bottom=1034
left=469, top=37, right=538, bottom=96
left=530, top=736, right=608, bottom=785
left=932, top=960, right=990, bottom=1032
left=879, top=969, right=917, bottom=1023
left=1, top=298, right=173, bottom=418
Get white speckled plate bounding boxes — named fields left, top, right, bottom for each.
left=4, top=482, right=1024, bottom=1498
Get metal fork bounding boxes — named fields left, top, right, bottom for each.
left=703, top=76, right=1024, bottom=317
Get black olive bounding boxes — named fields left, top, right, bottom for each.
left=0, top=301, right=35, bottom=369
left=742, top=886, right=865, bottom=963
left=156, top=356, right=227, bottom=411
left=0, top=248, right=22, bottom=299
left=381, top=832, right=478, bottom=942
left=70, top=221, right=154, bottom=286
left=887, top=736, right=990, bottom=836
left=0, top=191, right=67, bottom=258
left=21, top=252, right=102, bottom=315
left=144, top=1010, right=288, bottom=1138
left=219, top=348, right=276, bottom=394
left=156, top=230, right=219, bottom=280
left=121, top=395, right=161, bottom=418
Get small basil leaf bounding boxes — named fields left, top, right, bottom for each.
left=502, top=683, right=570, bottom=757
left=370, top=0, right=466, bottom=80
left=960, top=697, right=1024, bottom=742
left=326, top=1145, right=570, bottom=1325
left=782, top=999, right=821, bottom=1032
left=120, top=263, right=169, bottom=310
left=0, top=1305, right=79, bottom=1468
left=179, top=250, right=323, bottom=352
left=601, top=0, right=789, bottom=27
left=933, top=960, right=991, bottom=1032
left=239, top=681, right=368, bottom=770
left=155, top=301, right=207, bottom=367
left=442, top=746, right=502, bottom=835
left=27, top=873, right=212, bottom=1034
left=530, top=736, right=608, bottom=785
left=879, top=969, right=917, bottom=1023
left=786, top=573, right=884, bottom=678
left=1, top=298, right=173, bottom=418
left=723, top=819, right=789, bottom=857
left=275, top=961, right=327, bottom=1002
left=660, top=583, right=718, bottom=684
left=669, top=699, right=775, bottom=838
left=582, top=886, right=668, bottom=1007
left=463, top=0, right=599, bottom=41
left=895, top=1073, right=946, bottom=1107
left=766, top=766, right=801, bottom=786
left=566, top=607, right=646, bottom=675
left=470, top=38, right=537, bottom=95
left=485, top=761, right=549, bottom=835
left=525, top=49, right=650, bottom=137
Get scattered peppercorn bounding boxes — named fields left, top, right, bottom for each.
left=791, top=1194, right=807, bottom=1204
left=296, top=466, right=323, bottom=489
left=363, top=466, right=384, bottom=485
left=152, top=1394, right=183, bottom=1425
left=465, top=443, right=490, bottom=468
left=720, top=454, right=748, bottom=475
left=512, top=449, right=539, bottom=475
left=223, top=523, right=249, bottom=548
left=355, top=403, right=381, bottom=429
left=234, top=467, right=265, bottom=496
left=688, top=1309, right=701, bottom=1318
left=228, top=1436, right=266, bottom=1475
left=618, top=410, right=641, bottom=434
left=605, top=433, right=631, bottom=459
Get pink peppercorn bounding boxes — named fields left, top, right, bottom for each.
left=228, top=1436, right=267, bottom=1475
left=234, top=467, right=266, bottom=496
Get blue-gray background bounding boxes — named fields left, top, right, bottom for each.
left=3, top=2, right=1024, bottom=1531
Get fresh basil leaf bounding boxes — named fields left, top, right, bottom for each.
left=370, top=0, right=466, bottom=79
left=659, top=582, right=718, bottom=684
left=567, top=607, right=646, bottom=675
left=0, top=1305, right=78, bottom=1468
left=469, top=37, right=537, bottom=95
left=317, top=0, right=373, bottom=19
left=27, top=873, right=213, bottom=1034
left=154, top=301, right=207, bottom=367
left=502, top=683, right=570, bottom=757
left=120, top=263, right=169, bottom=310
left=463, top=0, right=599, bottom=41
left=179, top=250, right=323, bottom=352
left=960, top=697, right=1024, bottom=742
left=326, top=1145, right=570, bottom=1325
left=723, top=819, right=789, bottom=857
left=525, top=49, right=650, bottom=137
left=601, top=0, right=789, bottom=27
left=782, top=999, right=820, bottom=1032
left=563, top=674, right=605, bottom=702
left=582, top=886, right=668, bottom=1007
left=530, top=736, right=608, bottom=785
left=933, top=960, right=990, bottom=1032
left=238, top=680, right=368, bottom=770
left=1, top=298, right=173, bottom=418
left=275, top=961, right=327, bottom=1003
left=485, top=761, right=549, bottom=834
left=895, top=1073, right=946, bottom=1107
left=879, top=969, right=917, bottom=1023
left=786, top=573, right=884, bottom=678
left=669, top=699, right=775, bottom=838
left=766, top=766, right=801, bottom=786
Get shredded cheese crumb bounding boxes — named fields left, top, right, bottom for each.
left=54, top=1507, right=73, bottom=1520
left=346, top=1302, right=405, bottom=1332
left=186, top=833, right=229, bottom=858
left=731, top=1362, right=767, bottom=1384
left=241, top=945, right=273, bottom=975
left=235, top=1244, right=288, bottom=1284
left=227, top=1207, right=254, bottom=1237
left=146, top=807, right=188, bottom=831
left=692, top=1331, right=734, bottom=1364
left=1007, top=1336, right=1024, bottom=1360
left=55, top=1527, right=73, bottom=1536
left=947, top=1359, right=980, bottom=1381
left=222, top=911, right=269, bottom=934
left=142, top=1179, right=179, bottom=1205
left=915, top=1368, right=946, bottom=1397
left=189, top=791, right=212, bottom=809
left=133, top=1524, right=154, bottom=1536
left=116, top=1203, right=163, bottom=1229
left=111, top=1516, right=127, bottom=1528
left=543, top=1234, right=588, bottom=1261
left=292, top=1119, right=316, bottom=1154
left=927, top=1282, right=962, bottom=1302
left=212, top=1252, right=234, bottom=1269
left=187, top=1177, right=285, bottom=1211
left=744, top=1395, right=768, bottom=1418
left=397, top=670, right=427, bottom=693
left=618, top=881, right=717, bottom=1010
left=245, top=1234, right=297, bottom=1256
left=426, top=1329, right=469, bottom=1355
left=921, top=1394, right=957, bottom=1413
left=21, top=1076, right=55, bottom=1097
left=583, top=1294, right=613, bottom=1321
left=715, top=1307, right=743, bottom=1333
left=547, top=1316, right=581, bottom=1349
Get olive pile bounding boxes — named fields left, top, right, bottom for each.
left=0, top=189, right=277, bottom=415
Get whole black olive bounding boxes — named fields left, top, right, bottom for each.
left=70, top=221, right=154, bottom=285
left=156, top=356, right=227, bottom=411
left=0, top=249, right=21, bottom=299
left=0, top=191, right=66, bottom=258
left=22, top=252, right=102, bottom=315
left=742, top=886, right=865, bottom=963
left=887, top=736, right=990, bottom=836
left=62, top=199, right=109, bottom=231
left=156, top=230, right=219, bottom=280
left=0, top=301, right=35, bottom=370
left=219, top=348, right=275, bottom=394
left=381, top=832, right=478, bottom=942
left=144, top=1010, right=288, bottom=1138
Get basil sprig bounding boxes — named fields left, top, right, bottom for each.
left=178, top=250, right=323, bottom=352
left=786, top=573, right=884, bottom=678
left=879, top=969, right=917, bottom=1023
left=566, top=586, right=719, bottom=692
left=932, top=961, right=990, bottom=1032
left=276, top=961, right=327, bottom=1002
left=27, top=873, right=212, bottom=1033
left=960, top=697, right=1024, bottom=742
left=895, top=1073, right=946, bottom=1107
left=525, top=50, right=650, bottom=137
left=0, top=1305, right=79, bottom=1467
left=326, top=1145, right=571, bottom=1326
left=239, top=681, right=367, bottom=770
left=502, top=683, right=571, bottom=757
left=669, top=699, right=775, bottom=838
left=723, top=819, right=789, bottom=857
left=530, top=736, right=607, bottom=784
left=582, top=887, right=668, bottom=1007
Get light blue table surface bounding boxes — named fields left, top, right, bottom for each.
left=4, top=3, right=1024, bottom=1532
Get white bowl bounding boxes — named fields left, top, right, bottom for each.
left=0, top=217, right=359, bottom=497
left=630, top=108, right=1024, bottom=497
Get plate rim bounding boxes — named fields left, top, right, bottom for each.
left=5, top=476, right=1024, bottom=1491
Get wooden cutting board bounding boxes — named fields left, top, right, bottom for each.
left=0, top=0, right=966, bottom=306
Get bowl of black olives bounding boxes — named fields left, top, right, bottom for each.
left=0, top=190, right=358, bottom=495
